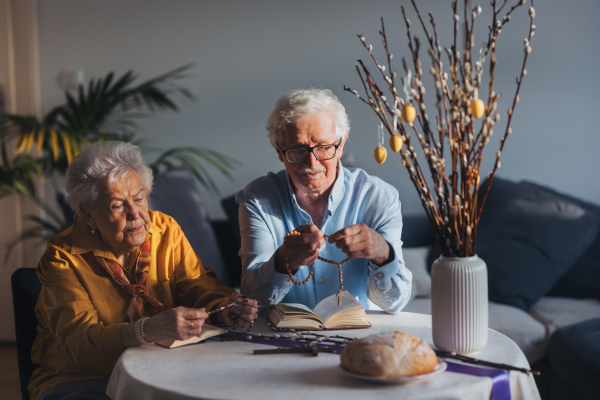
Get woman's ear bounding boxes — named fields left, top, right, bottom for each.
left=80, top=208, right=98, bottom=230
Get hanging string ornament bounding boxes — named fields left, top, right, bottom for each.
left=389, top=98, right=404, bottom=152
left=470, top=88, right=485, bottom=119
left=401, top=104, right=416, bottom=123
left=389, top=134, right=403, bottom=152
left=374, top=121, right=387, bottom=164
left=401, top=71, right=416, bottom=123
left=283, top=230, right=350, bottom=305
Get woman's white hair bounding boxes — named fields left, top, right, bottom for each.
left=65, top=141, right=153, bottom=217
left=266, top=88, right=350, bottom=148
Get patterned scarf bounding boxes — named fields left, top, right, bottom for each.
left=86, top=239, right=166, bottom=322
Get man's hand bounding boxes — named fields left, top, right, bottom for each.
left=327, top=223, right=392, bottom=266
left=275, top=224, right=325, bottom=274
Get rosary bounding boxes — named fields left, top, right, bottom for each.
left=283, top=230, right=350, bottom=305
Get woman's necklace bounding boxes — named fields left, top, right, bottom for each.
left=283, top=230, right=350, bottom=305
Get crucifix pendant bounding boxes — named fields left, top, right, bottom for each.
left=336, top=289, right=343, bottom=305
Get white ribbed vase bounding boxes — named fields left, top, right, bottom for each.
left=431, top=255, right=488, bottom=354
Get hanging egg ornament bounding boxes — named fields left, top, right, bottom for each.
left=470, top=99, right=485, bottom=119
left=374, top=146, right=387, bottom=164
left=401, top=104, right=416, bottom=123
left=389, top=134, right=404, bottom=152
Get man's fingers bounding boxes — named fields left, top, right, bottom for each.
left=295, top=224, right=321, bottom=234
left=329, top=224, right=363, bottom=243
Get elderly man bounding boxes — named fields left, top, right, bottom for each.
left=237, top=88, right=412, bottom=314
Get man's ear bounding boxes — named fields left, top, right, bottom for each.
left=80, top=208, right=98, bottom=230
left=338, top=135, right=348, bottom=157
left=277, top=148, right=286, bottom=163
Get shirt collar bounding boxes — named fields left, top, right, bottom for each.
left=329, top=159, right=346, bottom=208
left=70, top=211, right=161, bottom=260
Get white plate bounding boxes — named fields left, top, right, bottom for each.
left=340, top=360, right=447, bottom=384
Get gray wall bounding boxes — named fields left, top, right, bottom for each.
left=37, top=0, right=600, bottom=219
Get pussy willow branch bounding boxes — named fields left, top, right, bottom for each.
left=345, top=0, right=533, bottom=256
left=477, top=0, right=535, bottom=227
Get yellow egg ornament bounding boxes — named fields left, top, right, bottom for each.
left=374, top=146, right=387, bottom=164
left=470, top=99, right=485, bottom=119
left=389, top=134, right=404, bottom=152
left=401, top=104, right=416, bottom=123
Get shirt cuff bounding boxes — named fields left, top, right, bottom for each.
left=263, top=253, right=296, bottom=288
left=369, top=242, right=400, bottom=291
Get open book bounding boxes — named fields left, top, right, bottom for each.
left=267, top=291, right=371, bottom=330
left=156, top=324, right=228, bottom=349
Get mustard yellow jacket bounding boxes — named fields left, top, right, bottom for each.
left=28, top=210, right=234, bottom=400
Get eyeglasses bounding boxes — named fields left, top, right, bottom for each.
left=276, top=139, right=342, bottom=164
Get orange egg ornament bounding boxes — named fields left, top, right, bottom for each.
left=401, top=104, right=416, bottom=123
left=374, top=146, right=387, bottom=164
left=470, top=99, right=485, bottom=119
left=389, top=134, right=403, bottom=152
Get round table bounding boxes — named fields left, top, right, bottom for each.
left=106, top=311, right=541, bottom=400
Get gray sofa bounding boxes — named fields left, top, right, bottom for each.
left=149, top=167, right=600, bottom=400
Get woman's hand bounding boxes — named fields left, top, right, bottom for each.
left=275, top=224, right=325, bottom=273
left=211, top=292, right=260, bottom=327
left=120, top=307, right=207, bottom=347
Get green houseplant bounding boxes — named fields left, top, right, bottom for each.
left=0, top=64, right=239, bottom=257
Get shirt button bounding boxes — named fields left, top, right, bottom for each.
left=318, top=278, right=324, bottom=283
left=376, top=272, right=383, bottom=277
left=305, top=221, right=309, bottom=224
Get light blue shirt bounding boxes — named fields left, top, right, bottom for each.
left=236, top=163, right=412, bottom=314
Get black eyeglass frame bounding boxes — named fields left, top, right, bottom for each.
left=276, top=138, right=343, bottom=164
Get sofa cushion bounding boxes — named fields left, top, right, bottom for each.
left=402, top=246, right=432, bottom=299
left=148, top=166, right=230, bottom=286
left=528, top=296, right=600, bottom=338
left=476, top=177, right=600, bottom=311
left=221, top=194, right=242, bottom=256
left=547, top=318, right=600, bottom=400
left=402, top=297, right=547, bottom=363
left=520, top=182, right=600, bottom=300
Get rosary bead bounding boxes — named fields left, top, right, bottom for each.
left=284, top=229, right=347, bottom=299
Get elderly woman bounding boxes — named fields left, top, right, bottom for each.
left=238, top=88, right=412, bottom=313
left=28, top=141, right=258, bottom=400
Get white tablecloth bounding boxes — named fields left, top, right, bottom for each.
left=106, top=311, right=541, bottom=400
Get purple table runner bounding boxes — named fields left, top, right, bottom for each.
left=219, top=331, right=511, bottom=400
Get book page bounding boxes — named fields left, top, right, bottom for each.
left=313, top=291, right=362, bottom=324
left=276, top=303, right=316, bottom=314
left=156, top=324, right=227, bottom=348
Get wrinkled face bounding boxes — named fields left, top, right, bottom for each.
left=84, top=171, right=151, bottom=257
left=278, top=111, right=345, bottom=195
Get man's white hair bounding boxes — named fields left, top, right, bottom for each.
left=65, top=141, right=153, bottom=217
left=266, top=88, right=350, bottom=148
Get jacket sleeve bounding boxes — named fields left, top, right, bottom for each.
left=35, top=248, right=126, bottom=373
